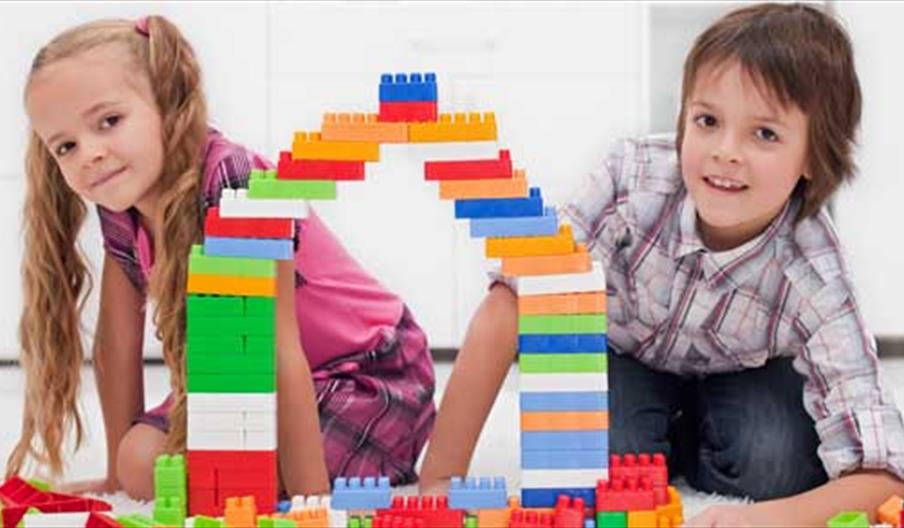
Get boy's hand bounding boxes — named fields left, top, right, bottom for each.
left=57, top=477, right=118, bottom=496
left=683, top=503, right=777, bottom=528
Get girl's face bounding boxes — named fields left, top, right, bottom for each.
left=680, top=59, right=810, bottom=251
left=25, top=44, right=164, bottom=216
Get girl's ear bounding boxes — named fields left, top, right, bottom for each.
left=802, top=172, right=812, bottom=181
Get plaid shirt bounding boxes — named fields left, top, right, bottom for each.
left=549, top=133, right=903, bottom=481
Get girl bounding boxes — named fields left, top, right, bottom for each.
left=8, top=15, right=435, bottom=501
left=419, top=3, right=904, bottom=526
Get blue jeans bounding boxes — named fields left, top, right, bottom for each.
left=608, top=351, right=828, bottom=500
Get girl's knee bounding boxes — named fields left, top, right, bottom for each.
left=116, top=424, right=167, bottom=501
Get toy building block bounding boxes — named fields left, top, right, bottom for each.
left=346, top=516, right=374, bottom=528
left=375, top=496, right=464, bottom=528
left=626, top=510, right=657, bottom=528
left=0, top=477, right=113, bottom=528
left=425, top=150, right=512, bottom=181
left=826, top=511, right=869, bottom=528
left=21, top=511, right=90, bottom=527
left=518, top=334, right=608, bottom=354
left=521, top=468, right=606, bottom=489
left=469, top=207, right=559, bottom=238
left=439, top=168, right=528, bottom=200
left=519, top=353, right=607, bottom=374
left=154, top=453, right=187, bottom=501
left=476, top=496, right=520, bottom=528
left=456, top=188, right=544, bottom=219
left=597, top=511, right=627, bottom=528
left=596, top=477, right=657, bottom=512
left=193, top=516, right=225, bottom=528
left=518, top=292, right=607, bottom=316
left=520, top=410, right=609, bottom=431
left=225, top=496, right=258, bottom=528
left=610, top=454, right=669, bottom=490
left=153, top=496, right=186, bottom=527
left=187, top=450, right=277, bottom=516
left=205, top=207, right=295, bottom=240
left=521, top=430, right=608, bottom=452
left=276, top=508, right=329, bottom=528
left=520, top=391, right=607, bottom=412
left=331, top=477, right=391, bottom=510
left=203, top=236, right=293, bottom=261
left=379, top=72, right=437, bottom=102
left=518, top=261, right=606, bottom=296
left=378, top=101, right=438, bottom=123
left=521, top=449, right=608, bottom=470
left=519, top=488, right=596, bottom=509
left=188, top=273, right=277, bottom=297
left=509, top=508, right=554, bottom=528
left=448, top=476, right=507, bottom=509
left=249, top=169, right=337, bottom=200
left=187, top=372, right=276, bottom=393
left=188, top=311, right=273, bottom=339
left=877, top=495, right=902, bottom=527
left=486, top=225, right=576, bottom=259
left=219, top=188, right=309, bottom=220
left=278, top=151, right=366, bottom=181
left=321, top=113, right=408, bottom=143
left=189, top=246, right=277, bottom=278
left=655, top=487, right=684, bottom=528
left=292, top=132, right=380, bottom=162
left=502, top=244, right=591, bottom=277
left=520, top=372, right=608, bottom=393
left=518, top=313, right=608, bottom=335
left=409, top=112, right=497, bottom=143
left=553, top=495, right=586, bottom=528
left=259, top=517, right=299, bottom=528
left=288, top=495, right=347, bottom=528
left=115, top=514, right=156, bottom=528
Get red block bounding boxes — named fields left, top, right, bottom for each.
left=424, top=150, right=513, bottom=181
left=376, top=496, right=464, bottom=528
left=277, top=151, right=365, bottom=180
left=553, top=495, right=586, bottom=528
left=510, top=509, right=554, bottom=528
left=610, top=452, right=669, bottom=506
left=187, top=450, right=277, bottom=516
left=378, top=101, right=437, bottom=122
left=0, top=477, right=112, bottom=528
left=595, top=476, right=656, bottom=512
left=86, top=512, right=123, bottom=528
left=204, top=207, right=294, bottom=239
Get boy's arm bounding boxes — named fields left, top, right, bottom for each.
left=419, top=283, right=519, bottom=492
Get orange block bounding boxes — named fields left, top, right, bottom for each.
left=439, top=169, right=529, bottom=200
left=225, top=496, right=257, bottom=528
left=277, top=508, right=329, bottom=528
left=502, top=244, right=591, bottom=277
left=409, top=112, right=497, bottom=142
left=627, top=510, right=657, bottom=528
left=321, top=113, right=408, bottom=143
left=291, top=131, right=380, bottom=161
left=486, top=225, right=576, bottom=258
left=520, top=411, right=609, bottom=431
left=187, top=274, right=276, bottom=297
left=518, top=292, right=607, bottom=315
left=476, top=496, right=520, bottom=528
left=655, top=487, right=684, bottom=528
left=877, top=495, right=902, bottom=527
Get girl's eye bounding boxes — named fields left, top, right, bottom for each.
left=56, top=141, right=75, bottom=157
left=694, top=114, right=717, bottom=128
left=100, top=114, right=121, bottom=129
left=756, top=127, right=779, bottom=142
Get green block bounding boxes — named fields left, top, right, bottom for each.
left=117, top=514, right=157, bottom=528
left=190, top=245, right=276, bottom=277
left=597, top=511, right=627, bottom=528
left=257, top=517, right=296, bottom=528
left=465, top=515, right=477, bottom=528
left=193, top=516, right=224, bottom=528
left=249, top=169, right=337, bottom=200
left=519, top=353, right=607, bottom=373
left=154, top=454, right=186, bottom=501
left=188, top=315, right=274, bottom=338
left=246, top=297, right=276, bottom=317
left=187, top=349, right=275, bottom=375
left=25, top=478, right=51, bottom=492
left=827, top=511, right=869, bottom=528
left=188, top=373, right=275, bottom=393
left=187, top=295, right=245, bottom=316
left=186, top=335, right=245, bottom=355
left=518, top=314, right=607, bottom=335
left=363, top=516, right=373, bottom=528
left=347, top=517, right=362, bottom=528
left=153, top=496, right=186, bottom=527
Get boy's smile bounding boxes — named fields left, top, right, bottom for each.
left=680, top=59, right=810, bottom=251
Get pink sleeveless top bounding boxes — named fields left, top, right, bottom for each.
left=97, top=129, right=406, bottom=368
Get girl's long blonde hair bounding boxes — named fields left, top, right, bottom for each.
left=7, top=15, right=208, bottom=478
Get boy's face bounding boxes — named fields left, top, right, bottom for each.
left=680, top=60, right=809, bottom=251
left=25, top=44, right=164, bottom=215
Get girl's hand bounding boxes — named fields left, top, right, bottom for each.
left=418, top=476, right=452, bottom=497
left=683, top=503, right=775, bottom=528
left=57, top=477, right=118, bottom=496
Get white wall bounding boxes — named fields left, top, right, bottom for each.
left=0, top=1, right=899, bottom=360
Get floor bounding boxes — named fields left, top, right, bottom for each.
left=1, top=357, right=902, bottom=518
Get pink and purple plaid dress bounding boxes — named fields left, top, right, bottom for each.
left=97, top=128, right=436, bottom=485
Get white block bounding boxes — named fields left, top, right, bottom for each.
left=521, top=468, right=608, bottom=489
left=188, top=392, right=276, bottom=413
left=188, top=409, right=275, bottom=432
left=187, top=428, right=276, bottom=450
left=519, top=372, right=608, bottom=392
left=402, top=141, right=501, bottom=162
left=219, top=188, right=309, bottom=219
left=289, top=496, right=346, bottom=527
left=518, top=261, right=606, bottom=295
left=245, top=429, right=277, bottom=450
left=22, top=512, right=90, bottom=527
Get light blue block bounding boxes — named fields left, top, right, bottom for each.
left=469, top=207, right=558, bottom=238
left=521, top=487, right=596, bottom=508
left=519, top=334, right=608, bottom=354
left=331, top=476, right=391, bottom=510
left=520, top=392, right=608, bottom=412
left=521, top=449, right=608, bottom=470
left=521, top=430, right=609, bottom=451
left=448, top=476, right=507, bottom=509
left=204, top=236, right=293, bottom=260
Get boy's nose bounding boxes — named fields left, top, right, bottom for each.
left=712, top=136, right=742, bottom=164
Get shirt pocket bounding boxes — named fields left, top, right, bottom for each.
left=704, top=290, right=771, bottom=368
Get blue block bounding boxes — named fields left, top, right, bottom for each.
left=379, top=72, right=437, bottom=102
left=448, top=476, right=507, bottom=509
left=203, top=236, right=293, bottom=260
left=521, top=449, right=608, bottom=470
left=455, top=188, right=544, bottom=219
left=519, top=334, right=608, bottom=353
left=585, top=519, right=596, bottom=528
left=521, top=487, right=596, bottom=508
left=331, top=476, right=391, bottom=510
left=521, top=430, right=609, bottom=451
left=520, top=392, right=608, bottom=412
left=469, top=207, right=558, bottom=238
left=276, top=500, right=291, bottom=513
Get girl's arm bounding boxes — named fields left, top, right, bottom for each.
left=418, top=283, right=519, bottom=493
left=274, top=259, right=330, bottom=495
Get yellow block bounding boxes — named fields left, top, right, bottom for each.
left=627, top=510, right=658, bottom=528
left=439, top=169, right=528, bottom=200
left=292, top=131, right=380, bottom=161
left=520, top=411, right=609, bottom=431
left=518, top=292, right=607, bottom=315
left=655, top=487, right=684, bottom=528
left=502, top=244, right=591, bottom=277
left=321, top=113, right=408, bottom=143
left=409, top=112, right=497, bottom=142
left=486, top=225, right=576, bottom=258
left=187, top=274, right=276, bottom=297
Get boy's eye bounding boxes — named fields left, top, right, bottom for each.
left=693, top=114, right=717, bottom=128
left=756, top=127, right=779, bottom=142
left=56, top=141, right=75, bottom=157
left=100, top=114, right=121, bottom=129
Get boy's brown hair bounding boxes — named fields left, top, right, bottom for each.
left=675, top=2, right=861, bottom=222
